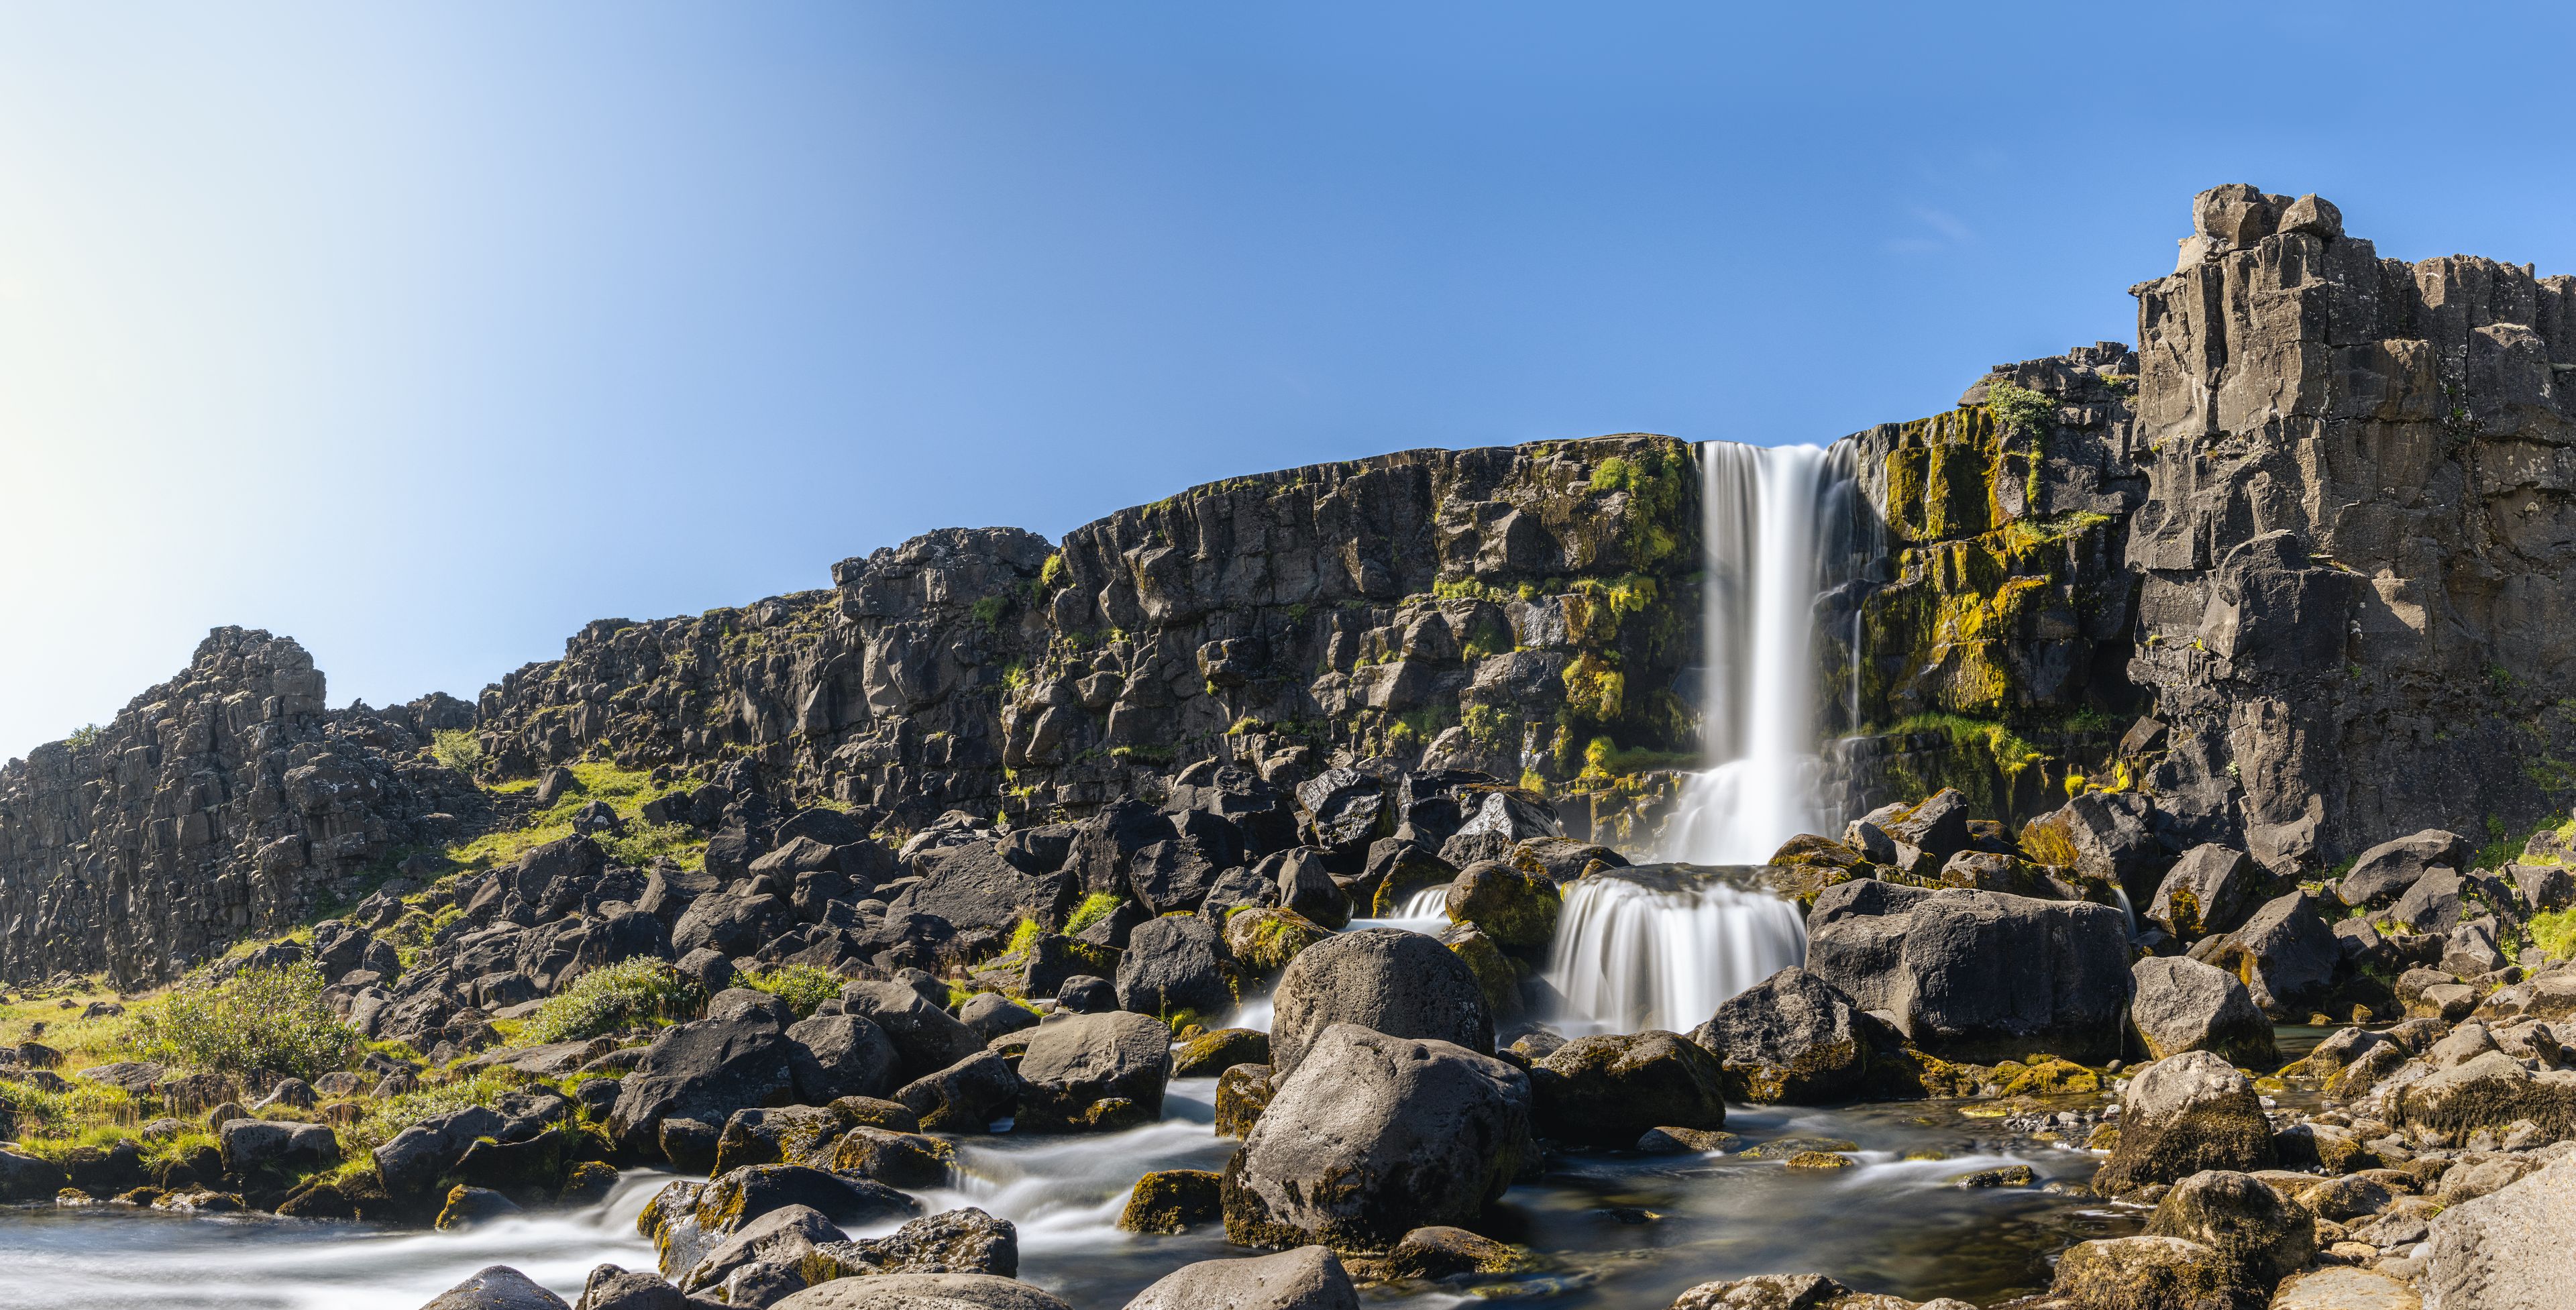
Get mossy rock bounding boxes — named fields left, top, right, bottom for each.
left=2049, top=1236, right=2235, bottom=1310
left=1993, top=1056, right=2100, bottom=1097
left=558, top=1159, right=617, bottom=1207
left=1175, top=1027, right=1271, bottom=1078
left=1117, top=1168, right=1221, bottom=1234
left=1953, top=1165, right=2035, bottom=1188
left=1444, top=861, right=1562, bottom=949
left=1368, top=1225, right=1538, bottom=1279
left=1214, top=1064, right=1274, bottom=1139
left=1783, top=1150, right=1856, bottom=1170
left=1222, top=908, right=1332, bottom=977
left=1741, top=1136, right=1860, bottom=1158
left=829, top=1126, right=955, bottom=1189
left=1440, top=924, right=1525, bottom=1024
left=1768, top=834, right=1870, bottom=876
left=826, top=1096, right=921, bottom=1134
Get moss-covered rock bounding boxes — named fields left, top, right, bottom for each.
left=1532, top=1032, right=1727, bottom=1146
left=1440, top=924, right=1525, bottom=1024
left=1214, top=1064, right=1275, bottom=1139
left=1222, top=908, right=1331, bottom=979
left=1117, top=1168, right=1222, bottom=1234
left=1174, top=1027, right=1271, bottom=1078
left=2049, top=1235, right=2234, bottom=1309
left=830, top=1126, right=955, bottom=1189
left=1444, top=861, right=1562, bottom=950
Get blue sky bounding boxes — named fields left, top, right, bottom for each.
left=6, top=1, right=2576, bottom=761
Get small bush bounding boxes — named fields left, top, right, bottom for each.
left=739, top=965, right=841, bottom=1019
left=130, top=963, right=363, bottom=1083
left=64, top=723, right=106, bottom=750
left=429, top=728, right=486, bottom=773
left=2532, top=908, right=2576, bottom=962
left=1065, top=893, right=1125, bottom=937
left=1986, top=380, right=2055, bottom=438
left=520, top=958, right=702, bottom=1044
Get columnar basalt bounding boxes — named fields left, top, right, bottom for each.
left=0, top=629, right=478, bottom=986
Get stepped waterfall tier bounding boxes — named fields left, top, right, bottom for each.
left=8, top=186, right=2576, bottom=1310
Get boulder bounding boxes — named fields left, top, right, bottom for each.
left=958, top=993, right=1040, bottom=1042
left=893, top=1051, right=1020, bottom=1132
left=828, top=1126, right=955, bottom=1189
left=1880, top=788, right=1972, bottom=867
left=2388, top=1050, right=2576, bottom=1141
left=2027, top=790, right=2164, bottom=902
left=1688, top=967, right=1885, bottom=1103
left=2047, top=1236, right=2234, bottom=1310
left=2422, top=1148, right=2576, bottom=1310
left=2208, top=891, right=2343, bottom=1019
left=838, top=981, right=986, bottom=1079
left=1175, top=1028, right=1271, bottom=1078
left=2145, top=844, right=2261, bottom=940
left=896, top=840, right=1070, bottom=932
left=1271, top=849, right=1351, bottom=930
left=1531, top=1032, right=1727, bottom=1146
left=2143, top=1169, right=2315, bottom=1291
left=1223, top=908, right=1332, bottom=980
left=1216, top=1064, right=1275, bottom=1138
left=1804, top=888, right=2133, bottom=1065
left=671, top=889, right=794, bottom=959
left=2129, top=956, right=2277, bottom=1067
left=1120, top=1246, right=1358, bottom=1310
left=376, top=1105, right=508, bottom=1197
left=2267, top=1268, right=2420, bottom=1310
left=420, top=1265, right=572, bottom=1310
left=1116, top=1169, right=1223, bottom=1234
left=2339, top=829, right=2472, bottom=908
left=436, top=1186, right=523, bottom=1231
left=785, top=1014, right=902, bottom=1104
left=2096, top=1050, right=2277, bottom=1194
left=678, top=1203, right=843, bottom=1297
left=800, top=1207, right=1018, bottom=1280
left=688, top=1164, right=919, bottom=1236
left=1014, top=1010, right=1171, bottom=1133
left=1222, top=1024, right=1532, bottom=1253
left=1442, top=861, right=1560, bottom=950
left=608, top=1009, right=797, bottom=1151
left=1114, top=914, right=1234, bottom=1020
left=712, top=1106, right=850, bottom=1175
left=1668, top=1273, right=1955, bottom=1310
left=1055, top=975, right=1118, bottom=1013
left=573, top=1265, right=690, bottom=1310
left=1268, top=928, right=1493, bottom=1078
left=216, top=1118, right=339, bottom=1175
left=771, top=1274, right=1071, bottom=1310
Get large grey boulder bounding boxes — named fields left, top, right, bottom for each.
left=1267, top=928, right=1492, bottom=1078
left=2340, top=829, right=2473, bottom=908
left=1014, top=1010, right=1171, bottom=1133
left=1114, top=914, right=1233, bottom=1020
left=607, top=1009, right=796, bottom=1151
left=671, top=888, right=794, bottom=959
left=2423, top=1148, right=2576, bottom=1309
left=1531, top=1032, right=1726, bottom=1146
left=2145, top=844, right=2261, bottom=940
left=839, top=981, right=986, bottom=1080
left=2207, top=890, right=2343, bottom=1019
left=217, top=1118, right=339, bottom=1175
left=2129, top=956, right=2276, bottom=1067
left=1688, top=966, right=1886, bottom=1103
left=419, top=1265, right=572, bottom=1310
left=801, top=1207, right=1019, bottom=1281
left=678, top=1203, right=843, bottom=1297
left=2029, top=790, right=2165, bottom=902
left=376, top=1105, right=510, bottom=1197
left=1804, top=887, right=2133, bottom=1065
left=2143, top=1169, right=2315, bottom=1292
left=1222, top=1024, right=1532, bottom=1253
left=1120, top=1246, right=1358, bottom=1310
left=2095, top=1050, right=2276, bottom=1194
left=785, top=1014, right=901, bottom=1104
left=773, top=1274, right=1072, bottom=1310
left=894, top=1051, right=1022, bottom=1132
left=896, top=839, right=1072, bottom=932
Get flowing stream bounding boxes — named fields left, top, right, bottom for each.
left=1542, top=867, right=1807, bottom=1035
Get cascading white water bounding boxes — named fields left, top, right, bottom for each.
left=1661, top=442, right=1856, bottom=865
left=1544, top=870, right=1807, bottom=1034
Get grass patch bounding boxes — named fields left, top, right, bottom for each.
left=443, top=760, right=704, bottom=873
left=429, top=728, right=485, bottom=773
left=1065, top=893, right=1125, bottom=937
left=129, top=963, right=363, bottom=1083
left=738, top=965, right=841, bottom=1019
left=519, top=958, right=704, bottom=1044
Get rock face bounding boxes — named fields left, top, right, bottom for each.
left=0, top=630, right=480, bottom=986
left=1803, top=885, right=2133, bottom=1064
left=2422, top=1148, right=2576, bottom=1310
left=1222, top=1024, right=1532, bottom=1254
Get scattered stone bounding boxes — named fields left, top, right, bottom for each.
left=1116, top=1170, right=1222, bottom=1234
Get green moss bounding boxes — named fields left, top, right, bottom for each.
left=1985, top=380, right=2054, bottom=439
left=1066, top=893, right=1126, bottom=937
left=521, top=957, right=703, bottom=1044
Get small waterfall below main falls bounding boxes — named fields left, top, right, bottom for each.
left=1544, top=869, right=1808, bottom=1034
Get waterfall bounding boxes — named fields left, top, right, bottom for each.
left=1543, top=868, right=1808, bottom=1034
left=1660, top=441, right=1862, bottom=864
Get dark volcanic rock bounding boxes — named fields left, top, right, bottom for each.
left=1688, top=967, right=1887, bottom=1103
left=1805, top=887, right=2133, bottom=1065
left=1268, top=928, right=1493, bottom=1078
left=1014, top=1011, right=1171, bottom=1133
left=1530, top=1032, right=1726, bottom=1146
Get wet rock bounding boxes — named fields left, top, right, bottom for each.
left=1688, top=966, right=1885, bottom=1103
left=2145, top=844, right=2261, bottom=940
left=1636, top=1127, right=1740, bottom=1154
left=1532, top=1031, right=1727, bottom=1146
left=2422, top=1148, right=2576, bottom=1310
left=660, top=1119, right=722, bottom=1174
left=1377, top=1225, right=1531, bottom=1279
left=2096, top=1050, right=2277, bottom=1194
left=1668, top=1272, right=1947, bottom=1309
left=828, top=1126, right=954, bottom=1189
left=1174, top=1027, right=1270, bottom=1077
left=686, top=1164, right=918, bottom=1243
left=1443, top=861, right=1560, bottom=950
left=1015, top=1010, right=1170, bottom=1132
left=1116, top=1169, right=1222, bottom=1234
left=2129, top=955, right=2277, bottom=1067
left=420, top=1264, right=572, bottom=1310
left=2143, top=1169, right=2315, bottom=1291
left=436, top=1185, right=523, bottom=1231
left=679, top=1203, right=843, bottom=1297
left=800, top=1207, right=1018, bottom=1280
left=1222, top=1024, right=1533, bottom=1253
left=1805, top=888, right=2133, bottom=1065
left=771, top=1273, right=1071, bottom=1310
left=2047, top=1236, right=2233, bottom=1310
left=785, top=1014, right=902, bottom=1105
left=837, top=981, right=985, bottom=1079
left=1114, top=914, right=1233, bottom=1020
left=893, top=1051, right=1020, bottom=1132
left=712, top=1105, right=851, bottom=1175
left=1122, top=1245, right=1358, bottom=1310
left=1268, top=927, right=1493, bottom=1078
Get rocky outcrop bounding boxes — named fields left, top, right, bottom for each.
left=0, top=629, right=480, bottom=987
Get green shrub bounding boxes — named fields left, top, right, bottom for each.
left=520, top=958, right=703, bottom=1044
left=739, top=964, right=841, bottom=1019
left=1065, top=893, right=1126, bottom=937
left=429, top=728, right=486, bottom=773
left=130, top=963, right=362, bottom=1082
left=1986, top=380, right=2055, bottom=438
left=2532, top=908, right=2576, bottom=963
left=64, top=723, right=105, bottom=750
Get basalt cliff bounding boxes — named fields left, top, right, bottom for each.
left=8, top=185, right=2576, bottom=986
